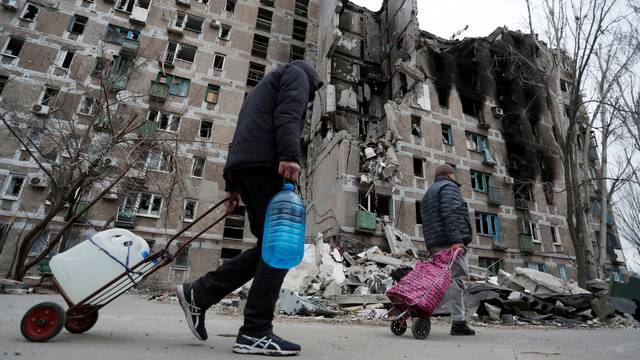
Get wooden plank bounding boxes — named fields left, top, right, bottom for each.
left=331, top=294, right=390, bottom=305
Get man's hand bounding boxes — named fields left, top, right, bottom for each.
left=278, top=161, right=301, bottom=183
left=225, top=192, right=240, bottom=213
left=451, top=243, right=467, bottom=254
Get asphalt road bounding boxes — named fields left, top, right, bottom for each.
left=0, top=294, right=638, bottom=360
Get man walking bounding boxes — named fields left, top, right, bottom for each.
left=177, top=60, right=322, bottom=355
left=421, top=164, right=475, bottom=336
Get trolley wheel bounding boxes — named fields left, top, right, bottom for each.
left=20, top=302, right=66, bottom=342
left=65, top=306, right=99, bottom=334
left=390, top=319, right=407, bottom=336
left=411, top=318, right=431, bottom=340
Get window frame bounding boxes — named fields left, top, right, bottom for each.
left=182, top=199, right=198, bottom=222
left=172, top=243, right=190, bottom=268
left=474, top=212, right=499, bottom=237
left=68, top=14, right=89, bottom=34
left=551, top=226, right=562, bottom=245
left=198, top=120, right=213, bottom=139
left=60, top=50, right=75, bottom=70
left=157, top=73, right=190, bottom=98
left=292, top=19, right=307, bottom=41
left=130, top=192, right=164, bottom=218
left=40, top=87, right=59, bottom=107
left=78, top=96, right=97, bottom=116
left=146, top=149, right=173, bottom=173
left=256, top=7, right=273, bottom=32
left=2, top=37, right=25, bottom=58
left=466, top=131, right=488, bottom=152
left=412, top=157, right=424, bottom=178
left=223, top=205, right=246, bottom=239
left=190, top=157, right=206, bottom=178
left=2, top=173, right=27, bottom=200
left=470, top=170, right=491, bottom=193
left=219, top=25, right=232, bottom=40
left=212, top=53, right=226, bottom=71
left=148, top=110, right=180, bottom=132
left=104, top=24, right=141, bottom=45
left=20, top=2, right=39, bottom=22
left=205, top=84, right=221, bottom=104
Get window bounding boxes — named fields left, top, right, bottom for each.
left=256, top=8, right=273, bottom=32
left=146, top=149, right=173, bottom=172
left=478, top=257, right=503, bottom=276
left=413, top=157, right=424, bottom=178
left=295, top=0, right=309, bottom=17
left=225, top=0, right=236, bottom=12
left=136, top=192, right=163, bottom=217
left=205, top=84, right=220, bottom=104
left=195, top=0, right=208, bottom=4
left=26, top=126, right=44, bottom=147
left=115, top=0, right=150, bottom=13
left=40, top=87, right=59, bottom=107
left=29, top=230, right=61, bottom=257
left=560, top=79, right=569, bottom=92
left=292, top=20, right=307, bottom=41
left=558, top=264, right=570, bottom=281
left=157, top=73, right=190, bottom=97
left=191, top=157, right=205, bottom=177
left=460, top=95, right=481, bottom=117
left=219, top=25, right=231, bottom=40
left=551, top=226, right=562, bottom=245
left=441, top=124, right=453, bottom=145
left=0, top=75, right=7, bottom=95
left=184, top=13, right=204, bottom=32
left=78, top=96, right=96, bottom=115
left=173, top=243, right=189, bottom=267
left=91, top=57, right=107, bottom=77
left=224, top=205, right=245, bottom=239
left=3, top=37, right=25, bottom=57
left=2, top=174, right=26, bottom=199
left=251, top=34, right=269, bottom=58
left=166, top=41, right=197, bottom=63
left=68, top=15, right=88, bottom=34
left=359, top=191, right=392, bottom=218
left=415, top=201, right=422, bottom=225
left=213, top=53, right=225, bottom=71
left=521, top=220, right=541, bottom=243
left=183, top=199, right=198, bottom=222
left=148, top=110, right=180, bottom=132
left=104, top=24, right=140, bottom=45
left=260, top=0, right=274, bottom=6
left=20, top=3, right=39, bottom=21
left=60, top=51, right=74, bottom=69
left=247, top=62, right=265, bottom=87
left=528, top=262, right=548, bottom=273
left=199, top=120, right=213, bottom=139
left=475, top=212, right=500, bottom=237
left=589, top=167, right=598, bottom=190
left=290, top=45, right=305, bottom=61
left=470, top=170, right=491, bottom=193
left=466, top=132, right=488, bottom=152
left=409, top=115, right=422, bottom=137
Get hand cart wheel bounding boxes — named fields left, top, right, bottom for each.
left=390, top=319, right=407, bottom=336
left=20, top=302, right=66, bottom=342
left=411, top=318, right=431, bottom=339
left=65, top=306, right=99, bottom=334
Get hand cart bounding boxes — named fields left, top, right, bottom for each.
left=20, top=198, right=229, bottom=342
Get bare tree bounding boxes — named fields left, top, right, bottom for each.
left=615, top=183, right=640, bottom=248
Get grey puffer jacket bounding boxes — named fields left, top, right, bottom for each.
left=421, top=176, right=472, bottom=249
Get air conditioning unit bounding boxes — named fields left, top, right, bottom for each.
left=210, top=19, right=221, bottom=28
left=1, top=0, right=18, bottom=10
left=175, top=0, right=190, bottom=6
left=492, top=107, right=504, bottom=117
left=29, top=176, right=48, bottom=188
left=31, top=104, right=50, bottom=116
left=503, top=176, right=515, bottom=185
left=102, top=191, right=118, bottom=200
left=102, top=157, right=119, bottom=167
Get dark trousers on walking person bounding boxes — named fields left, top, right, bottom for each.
left=191, top=168, right=288, bottom=335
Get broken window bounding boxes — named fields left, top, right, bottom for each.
left=173, top=244, right=189, bottom=267
left=40, top=87, right=59, bottom=107
left=219, top=25, right=231, bottom=40
left=29, top=230, right=60, bottom=257
left=20, top=3, right=39, bottom=21
left=205, top=84, right=220, bottom=104
left=290, top=45, right=305, bottom=61
left=3, top=37, right=24, bottom=57
left=183, top=199, right=198, bottom=222
left=475, top=212, right=499, bottom=237
left=441, top=124, right=453, bottom=145
left=148, top=110, right=180, bottom=132
left=91, top=57, right=107, bottom=77
left=359, top=191, right=391, bottom=218
left=104, top=24, right=140, bottom=45
left=212, top=53, right=225, bottom=71
left=147, top=149, right=173, bottom=172
left=223, top=206, right=245, bottom=239
left=68, top=15, right=88, bottom=34
left=114, top=0, right=150, bottom=13
left=470, top=170, right=491, bottom=193
left=251, top=34, right=269, bottom=58
left=60, top=51, right=74, bottom=69
left=0, top=75, right=7, bottom=95
left=191, top=157, right=205, bottom=177
left=184, top=13, right=204, bottom=32
left=415, top=201, right=422, bottom=225
left=465, top=132, right=488, bottom=152
left=225, top=0, right=236, bottom=12
left=478, top=257, right=502, bottom=276
left=199, top=120, right=213, bottom=139
left=157, top=73, right=190, bottom=97
left=410, top=115, right=422, bottom=137
left=560, top=79, right=569, bottom=92
left=557, top=264, right=569, bottom=281
left=413, top=157, right=424, bottom=178
left=436, top=83, right=449, bottom=107
left=246, top=62, right=265, bottom=87
left=460, top=95, right=481, bottom=117
left=295, top=0, right=309, bottom=17
left=136, top=192, right=163, bottom=217
left=260, top=0, right=274, bottom=6
left=521, top=220, right=541, bottom=243
left=256, top=8, right=273, bottom=32
left=527, top=262, right=547, bottom=273
left=514, top=181, right=533, bottom=202
left=166, top=41, right=197, bottom=63
left=2, top=174, right=26, bottom=199
left=78, top=96, right=96, bottom=115
left=292, top=20, right=307, bottom=41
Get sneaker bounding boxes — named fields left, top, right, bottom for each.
left=450, top=321, right=476, bottom=336
left=176, top=283, right=207, bottom=341
left=233, top=333, right=301, bottom=356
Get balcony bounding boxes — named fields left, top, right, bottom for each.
left=136, top=120, right=157, bottom=138
left=356, top=210, right=376, bottom=233
left=482, top=148, right=497, bottom=166
left=478, top=112, right=490, bottom=129
left=108, top=75, right=128, bottom=92
left=519, top=233, right=534, bottom=253
left=120, top=38, right=140, bottom=58
left=488, top=186, right=502, bottom=206
left=149, top=81, right=169, bottom=103
left=515, top=198, right=530, bottom=212
left=115, top=207, right=136, bottom=229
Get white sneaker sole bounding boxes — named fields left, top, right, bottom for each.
left=232, top=344, right=300, bottom=356
left=176, top=284, right=205, bottom=341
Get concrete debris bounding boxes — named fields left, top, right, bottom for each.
left=278, top=289, right=341, bottom=317
left=360, top=132, right=402, bottom=185
left=384, top=224, right=418, bottom=258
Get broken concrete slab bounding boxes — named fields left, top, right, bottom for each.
left=331, top=294, right=390, bottom=306
left=384, top=224, right=418, bottom=258
left=502, top=267, right=591, bottom=297
left=278, top=288, right=341, bottom=317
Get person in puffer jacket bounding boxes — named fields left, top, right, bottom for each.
left=421, top=164, right=475, bottom=336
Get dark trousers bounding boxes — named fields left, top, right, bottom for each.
left=191, top=168, right=287, bottom=336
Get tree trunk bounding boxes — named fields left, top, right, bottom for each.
left=597, top=109, right=610, bottom=278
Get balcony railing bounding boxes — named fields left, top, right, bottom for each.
left=482, top=148, right=497, bottom=166
left=120, top=38, right=140, bottom=58
left=515, top=198, right=530, bottom=211
left=519, top=233, right=534, bottom=253
left=136, top=120, right=157, bottom=138
left=149, top=81, right=169, bottom=103
left=488, top=186, right=502, bottom=205
left=115, top=207, right=136, bottom=229
left=356, top=210, right=376, bottom=233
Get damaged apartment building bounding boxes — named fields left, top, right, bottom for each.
left=303, top=0, right=627, bottom=281
left=0, top=0, right=318, bottom=288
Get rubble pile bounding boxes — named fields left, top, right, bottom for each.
left=359, top=138, right=402, bottom=185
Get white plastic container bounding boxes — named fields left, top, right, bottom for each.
left=50, top=228, right=150, bottom=304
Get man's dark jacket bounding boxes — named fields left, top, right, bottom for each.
left=421, top=176, right=472, bottom=248
left=223, top=60, right=321, bottom=191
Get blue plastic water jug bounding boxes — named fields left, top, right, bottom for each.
left=262, top=182, right=306, bottom=269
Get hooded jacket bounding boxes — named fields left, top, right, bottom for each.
left=223, top=60, right=321, bottom=190
left=421, top=176, right=472, bottom=248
